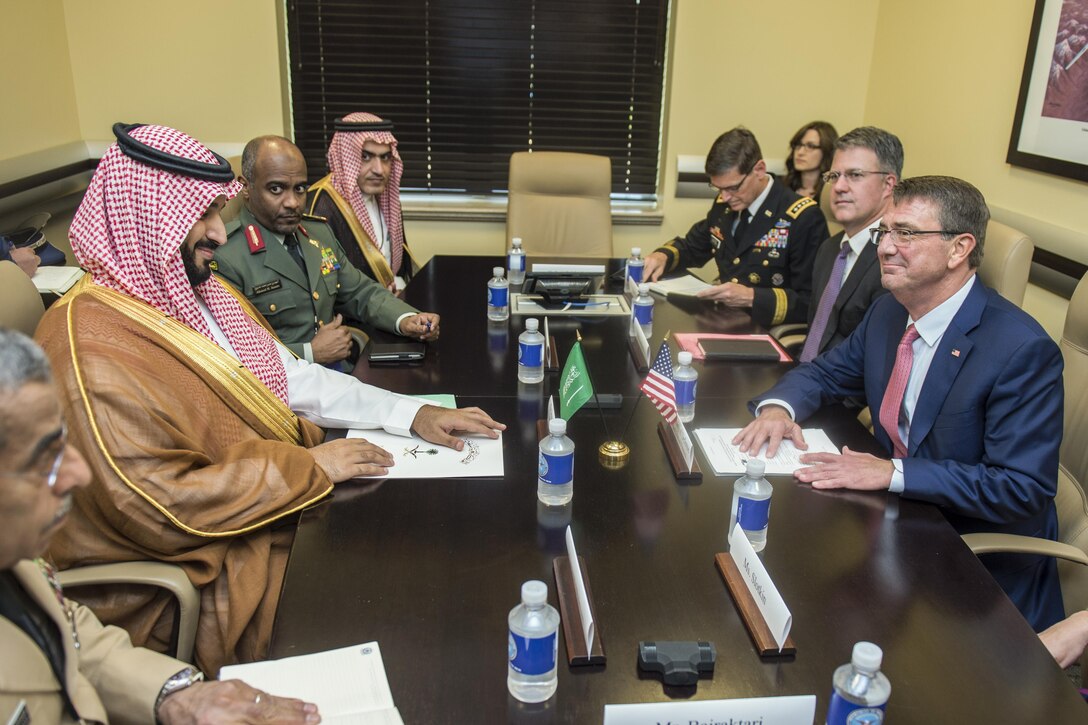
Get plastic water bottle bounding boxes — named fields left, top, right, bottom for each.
left=633, top=283, right=654, bottom=338
left=826, top=642, right=892, bottom=725
left=730, top=458, right=772, bottom=551
left=674, top=351, right=698, bottom=423
left=507, top=580, right=560, bottom=703
left=518, top=318, right=545, bottom=384
left=626, top=247, right=645, bottom=285
left=538, top=418, right=574, bottom=506
left=488, top=266, right=509, bottom=321
left=508, top=237, right=526, bottom=285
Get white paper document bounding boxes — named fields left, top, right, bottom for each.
left=346, top=429, right=504, bottom=478
left=32, top=266, right=84, bottom=294
left=648, top=273, right=711, bottom=298
left=729, top=524, right=793, bottom=650
left=564, top=526, right=595, bottom=653
left=694, top=427, right=838, bottom=475
left=604, top=694, right=815, bottom=725
left=219, top=642, right=403, bottom=725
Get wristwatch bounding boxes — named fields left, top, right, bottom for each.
left=154, top=666, right=205, bottom=722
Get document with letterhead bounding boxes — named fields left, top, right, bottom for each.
left=220, top=642, right=403, bottom=725
left=694, top=427, right=838, bottom=475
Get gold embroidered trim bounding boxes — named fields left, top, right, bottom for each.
left=771, top=288, right=789, bottom=326
left=786, top=197, right=816, bottom=219
left=63, top=280, right=330, bottom=538
left=308, top=176, right=396, bottom=288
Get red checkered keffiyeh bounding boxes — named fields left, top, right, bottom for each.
left=69, top=124, right=290, bottom=403
left=327, top=111, right=405, bottom=274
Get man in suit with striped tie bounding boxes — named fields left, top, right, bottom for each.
left=734, top=175, right=1064, bottom=632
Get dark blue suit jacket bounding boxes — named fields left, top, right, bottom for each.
left=755, top=277, right=1065, bottom=630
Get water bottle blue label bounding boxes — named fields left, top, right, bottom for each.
left=508, top=253, right=525, bottom=271
left=676, top=379, right=696, bottom=405
left=628, top=262, right=643, bottom=284
left=488, top=286, right=508, bottom=307
left=737, top=495, right=770, bottom=531
left=634, top=302, right=653, bottom=325
left=519, top=341, right=543, bottom=367
left=538, top=451, right=573, bottom=485
left=508, top=630, right=557, bottom=676
left=826, top=692, right=885, bottom=724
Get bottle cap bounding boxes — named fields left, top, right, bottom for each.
left=631, top=247, right=642, bottom=256
left=851, top=641, right=883, bottom=672
left=521, top=580, right=548, bottom=605
left=512, top=237, right=522, bottom=247
left=744, top=458, right=766, bottom=477
left=637, top=283, right=649, bottom=295
left=493, top=266, right=504, bottom=277
left=548, top=418, right=567, bottom=436
left=526, top=318, right=539, bottom=331
left=678, top=351, right=693, bottom=366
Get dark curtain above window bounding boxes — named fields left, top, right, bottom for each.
left=287, top=0, right=668, bottom=198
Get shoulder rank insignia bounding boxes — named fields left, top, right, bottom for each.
left=302, top=212, right=328, bottom=223
left=785, top=197, right=817, bottom=220
left=244, top=224, right=265, bottom=254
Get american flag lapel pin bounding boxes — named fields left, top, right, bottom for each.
left=951, top=349, right=961, bottom=357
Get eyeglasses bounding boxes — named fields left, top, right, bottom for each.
left=792, top=142, right=821, bottom=151
left=1, top=423, right=67, bottom=490
left=822, top=170, right=891, bottom=185
left=709, top=170, right=751, bottom=196
left=870, top=227, right=966, bottom=247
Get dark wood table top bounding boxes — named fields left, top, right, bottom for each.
left=272, top=256, right=1086, bottom=723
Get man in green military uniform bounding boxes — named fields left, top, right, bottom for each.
left=214, top=136, right=439, bottom=365
left=644, top=127, right=828, bottom=327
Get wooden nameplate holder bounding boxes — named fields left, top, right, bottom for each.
left=627, top=336, right=650, bottom=373
left=544, top=335, right=560, bottom=372
left=657, top=421, right=702, bottom=480
left=552, top=555, right=606, bottom=665
left=714, top=553, right=796, bottom=657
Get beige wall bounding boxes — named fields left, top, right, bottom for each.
left=61, top=0, right=285, bottom=145
left=865, top=0, right=1084, bottom=242
left=0, top=0, right=81, bottom=162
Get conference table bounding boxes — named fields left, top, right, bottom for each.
left=269, top=256, right=1086, bottom=722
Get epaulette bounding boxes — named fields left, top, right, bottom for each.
left=302, top=213, right=328, bottom=223
left=243, top=224, right=266, bottom=254
left=785, top=197, right=817, bottom=220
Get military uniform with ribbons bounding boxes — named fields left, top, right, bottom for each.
left=654, top=180, right=828, bottom=327
left=213, top=206, right=417, bottom=359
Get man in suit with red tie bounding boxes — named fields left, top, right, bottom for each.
left=799, top=127, right=901, bottom=362
left=734, top=176, right=1064, bottom=632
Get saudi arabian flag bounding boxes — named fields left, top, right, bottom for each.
left=559, top=341, right=595, bottom=420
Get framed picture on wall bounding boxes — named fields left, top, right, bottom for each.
left=1007, top=0, right=1088, bottom=182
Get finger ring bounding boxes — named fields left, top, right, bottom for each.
left=255, top=694, right=262, bottom=705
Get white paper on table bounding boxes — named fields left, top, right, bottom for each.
left=604, top=694, right=815, bottom=725
left=670, top=419, right=695, bottom=471
left=693, top=427, right=838, bottom=475
left=531, top=263, right=606, bottom=275
left=648, top=274, right=711, bottom=298
left=564, top=526, right=595, bottom=653
left=347, top=429, right=504, bottom=478
left=32, top=266, right=83, bottom=294
left=729, top=523, right=792, bottom=651
left=219, top=642, right=404, bottom=725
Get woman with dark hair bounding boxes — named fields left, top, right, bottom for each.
left=784, top=121, right=837, bottom=203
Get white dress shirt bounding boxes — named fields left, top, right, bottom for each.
left=196, top=294, right=423, bottom=436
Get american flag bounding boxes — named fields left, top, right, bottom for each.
left=640, top=342, right=677, bottom=424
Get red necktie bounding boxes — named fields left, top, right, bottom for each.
left=879, top=324, right=920, bottom=458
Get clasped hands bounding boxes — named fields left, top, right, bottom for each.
left=311, top=405, right=505, bottom=482
left=733, top=405, right=894, bottom=491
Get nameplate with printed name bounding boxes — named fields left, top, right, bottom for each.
left=720, top=524, right=794, bottom=655
left=603, top=694, right=816, bottom=725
